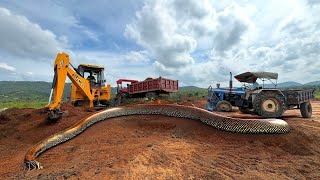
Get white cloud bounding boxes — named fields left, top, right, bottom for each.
left=125, top=0, right=255, bottom=86
left=71, top=50, right=155, bottom=86
left=0, top=7, right=68, bottom=61
left=0, top=1, right=319, bottom=87
left=125, top=0, right=200, bottom=68
left=124, top=51, right=149, bottom=63
left=71, top=50, right=149, bottom=66
left=125, top=0, right=320, bottom=87
left=0, top=63, right=16, bottom=72
left=213, top=3, right=255, bottom=52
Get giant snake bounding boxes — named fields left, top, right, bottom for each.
left=24, top=104, right=290, bottom=170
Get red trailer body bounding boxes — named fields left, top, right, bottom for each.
left=128, top=77, right=178, bottom=95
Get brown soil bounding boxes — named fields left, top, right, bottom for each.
left=1, top=100, right=320, bottom=179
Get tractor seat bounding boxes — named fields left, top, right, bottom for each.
left=245, top=90, right=254, bottom=100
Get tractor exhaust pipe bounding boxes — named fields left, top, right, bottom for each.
left=229, top=72, right=233, bottom=94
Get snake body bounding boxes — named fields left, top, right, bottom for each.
left=24, top=104, right=290, bottom=170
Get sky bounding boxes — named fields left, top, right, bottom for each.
left=0, top=0, right=319, bottom=87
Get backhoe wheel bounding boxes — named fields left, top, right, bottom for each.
left=253, top=92, right=285, bottom=118
left=216, top=100, right=232, bottom=112
left=300, top=101, right=312, bottom=118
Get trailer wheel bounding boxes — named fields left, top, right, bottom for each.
left=115, top=93, right=122, bottom=106
left=217, top=100, right=232, bottom=112
left=253, top=92, right=285, bottom=118
left=300, top=101, right=312, bottom=118
left=146, top=92, right=158, bottom=100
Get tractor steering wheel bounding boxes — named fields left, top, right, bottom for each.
left=243, top=84, right=251, bottom=90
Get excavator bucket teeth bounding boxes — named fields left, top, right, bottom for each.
left=47, top=110, right=63, bottom=122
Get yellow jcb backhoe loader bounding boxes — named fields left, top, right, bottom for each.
left=47, top=52, right=111, bottom=121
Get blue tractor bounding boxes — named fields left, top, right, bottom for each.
left=207, top=72, right=245, bottom=112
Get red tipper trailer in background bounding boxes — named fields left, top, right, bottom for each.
left=116, top=77, right=179, bottom=103
left=129, top=77, right=178, bottom=94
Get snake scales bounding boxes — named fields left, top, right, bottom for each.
left=24, top=104, right=290, bottom=170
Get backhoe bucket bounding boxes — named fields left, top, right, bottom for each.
left=48, top=109, right=63, bottom=122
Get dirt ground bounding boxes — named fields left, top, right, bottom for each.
left=1, top=100, right=320, bottom=179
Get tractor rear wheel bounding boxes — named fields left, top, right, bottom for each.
left=300, top=101, right=312, bottom=118
left=217, top=100, right=232, bottom=112
left=253, top=92, right=285, bottom=118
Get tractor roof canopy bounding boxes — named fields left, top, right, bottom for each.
left=234, top=72, right=278, bottom=83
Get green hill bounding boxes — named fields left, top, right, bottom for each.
left=304, top=81, right=320, bottom=86
left=0, top=81, right=120, bottom=108
left=0, top=81, right=70, bottom=103
left=0, top=81, right=319, bottom=108
left=179, top=86, right=205, bottom=91
left=278, top=81, right=303, bottom=88
left=0, top=82, right=206, bottom=102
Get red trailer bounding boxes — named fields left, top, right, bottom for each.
left=116, top=77, right=179, bottom=103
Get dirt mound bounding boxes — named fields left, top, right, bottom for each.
left=1, top=101, right=320, bottom=179
left=0, top=103, right=93, bottom=143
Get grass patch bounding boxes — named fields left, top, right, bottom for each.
left=0, top=101, right=47, bottom=109
left=177, top=90, right=207, bottom=98
left=315, top=90, right=320, bottom=100
left=167, top=90, right=207, bottom=103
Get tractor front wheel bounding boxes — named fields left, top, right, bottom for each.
left=217, top=100, right=232, bottom=112
left=253, top=92, right=285, bottom=118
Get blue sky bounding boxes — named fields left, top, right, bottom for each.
left=0, top=0, right=319, bottom=87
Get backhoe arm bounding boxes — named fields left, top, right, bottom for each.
left=48, top=53, right=94, bottom=121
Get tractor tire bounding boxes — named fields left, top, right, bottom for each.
left=146, top=92, right=158, bottom=100
left=216, top=100, right=232, bottom=112
left=253, top=92, right=286, bottom=118
left=238, top=107, right=250, bottom=114
left=206, top=102, right=215, bottom=111
left=300, top=101, right=312, bottom=118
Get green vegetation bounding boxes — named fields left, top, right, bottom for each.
left=179, top=86, right=205, bottom=91
left=1, top=81, right=319, bottom=108
left=177, top=90, right=207, bottom=98
left=315, top=90, right=320, bottom=100
left=167, top=90, right=207, bottom=103
left=0, top=101, right=47, bottom=109
left=0, top=81, right=70, bottom=109
left=0, top=81, right=117, bottom=109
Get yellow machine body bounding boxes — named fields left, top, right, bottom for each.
left=48, top=52, right=111, bottom=120
left=70, top=79, right=111, bottom=107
